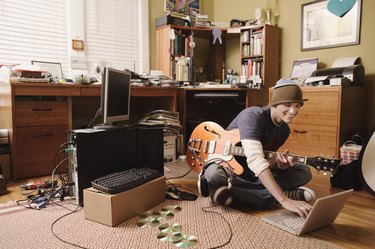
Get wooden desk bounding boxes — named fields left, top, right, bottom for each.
left=0, top=83, right=178, bottom=180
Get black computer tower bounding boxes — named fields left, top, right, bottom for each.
left=68, top=126, right=164, bottom=205
left=137, top=126, right=164, bottom=175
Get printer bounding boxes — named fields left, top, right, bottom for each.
left=310, top=64, right=365, bottom=86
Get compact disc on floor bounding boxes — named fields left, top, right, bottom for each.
left=164, top=211, right=175, bottom=220
left=136, top=219, right=150, bottom=228
left=136, top=216, right=162, bottom=229
left=139, top=210, right=162, bottom=219
left=158, top=222, right=183, bottom=232
left=149, top=211, right=162, bottom=219
left=161, top=205, right=182, bottom=213
left=173, top=234, right=198, bottom=248
left=139, top=211, right=149, bottom=219
left=157, top=231, right=183, bottom=243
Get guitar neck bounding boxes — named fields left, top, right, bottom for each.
left=231, top=146, right=307, bottom=164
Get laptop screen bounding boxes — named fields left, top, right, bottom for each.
left=290, top=58, right=318, bottom=78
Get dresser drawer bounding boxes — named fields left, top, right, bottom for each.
left=14, top=100, right=69, bottom=127
left=279, top=123, right=338, bottom=158
left=292, top=91, right=339, bottom=126
left=15, top=125, right=68, bottom=178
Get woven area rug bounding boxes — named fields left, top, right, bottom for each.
left=0, top=197, right=339, bottom=249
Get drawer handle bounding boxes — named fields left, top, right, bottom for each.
left=293, top=129, right=308, bottom=134
left=32, top=108, right=53, bottom=112
left=33, top=133, right=54, bottom=138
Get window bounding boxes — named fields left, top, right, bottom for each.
left=0, top=0, right=69, bottom=76
left=84, top=0, right=149, bottom=74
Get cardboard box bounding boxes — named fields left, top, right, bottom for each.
left=84, top=176, right=166, bottom=227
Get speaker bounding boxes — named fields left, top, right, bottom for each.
left=136, top=127, right=164, bottom=175
left=198, top=160, right=233, bottom=206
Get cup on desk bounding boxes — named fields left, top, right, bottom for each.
left=74, top=75, right=89, bottom=84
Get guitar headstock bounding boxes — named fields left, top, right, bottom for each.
left=307, top=156, right=341, bottom=176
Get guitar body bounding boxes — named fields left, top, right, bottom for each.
left=186, top=121, right=245, bottom=175
left=186, top=121, right=340, bottom=176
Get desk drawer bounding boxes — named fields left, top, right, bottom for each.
left=279, top=123, right=338, bottom=158
left=14, top=100, right=69, bottom=127
left=15, top=125, right=68, bottom=178
left=292, top=91, right=339, bottom=126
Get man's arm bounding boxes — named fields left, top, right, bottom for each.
left=241, top=139, right=311, bottom=217
left=257, top=168, right=310, bottom=218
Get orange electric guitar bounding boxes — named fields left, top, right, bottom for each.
left=186, top=121, right=340, bottom=176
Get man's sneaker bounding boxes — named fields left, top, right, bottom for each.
left=285, top=186, right=316, bottom=203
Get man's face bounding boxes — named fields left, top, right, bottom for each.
left=274, top=103, right=302, bottom=124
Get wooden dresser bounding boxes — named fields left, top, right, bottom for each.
left=271, top=86, right=365, bottom=158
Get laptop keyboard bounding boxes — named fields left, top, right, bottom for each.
left=279, top=217, right=304, bottom=230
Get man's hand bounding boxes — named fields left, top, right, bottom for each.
left=272, top=149, right=294, bottom=170
left=280, top=198, right=312, bottom=218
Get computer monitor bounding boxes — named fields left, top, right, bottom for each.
left=97, top=67, right=131, bottom=128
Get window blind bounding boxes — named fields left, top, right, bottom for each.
left=0, top=0, right=69, bottom=76
left=84, top=0, right=143, bottom=74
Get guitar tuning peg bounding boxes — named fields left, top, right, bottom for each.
left=330, top=168, right=334, bottom=177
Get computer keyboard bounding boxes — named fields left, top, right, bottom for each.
left=91, top=167, right=162, bottom=194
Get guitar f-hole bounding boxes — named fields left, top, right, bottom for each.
left=204, top=125, right=221, bottom=138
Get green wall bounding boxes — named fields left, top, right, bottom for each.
left=149, top=0, right=375, bottom=130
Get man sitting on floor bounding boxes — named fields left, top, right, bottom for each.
left=201, top=79, right=316, bottom=218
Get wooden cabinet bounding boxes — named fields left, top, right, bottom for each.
left=13, top=97, right=69, bottom=179
left=240, top=24, right=281, bottom=89
left=271, top=86, right=365, bottom=158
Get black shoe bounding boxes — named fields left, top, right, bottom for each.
left=285, top=186, right=316, bottom=203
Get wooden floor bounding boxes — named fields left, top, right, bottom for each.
left=2, top=160, right=375, bottom=249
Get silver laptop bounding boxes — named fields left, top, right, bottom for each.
left=290, top=58, right=318, bottom=85
left=261, top=189, right=353, bottom=236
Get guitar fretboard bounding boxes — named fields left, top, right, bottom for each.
left=231, top=146, right=307, bottom=164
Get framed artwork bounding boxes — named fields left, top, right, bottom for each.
left=72, top=39, right=84, bottom=51
left=301, top=0, right=362, bottom=51
left=165, top=0, right=200, bottom=17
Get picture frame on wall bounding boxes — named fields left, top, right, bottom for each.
left=165, top=0, right=200, bottom=17
left=301, top=0, right=362, bottom=51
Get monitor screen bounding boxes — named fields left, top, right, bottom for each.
left=101, top=67, right=131, bottom=126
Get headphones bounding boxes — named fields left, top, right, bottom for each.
left=198, top=159, right=233, bottom=206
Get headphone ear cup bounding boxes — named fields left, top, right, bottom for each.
left=198, top=171, right=209, bottom=197
left=212, top=186, right=232, bottom=206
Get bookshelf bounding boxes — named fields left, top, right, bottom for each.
left=240, top=24, right=281, bottom=89
left=156, top=25, right=236, bottom=83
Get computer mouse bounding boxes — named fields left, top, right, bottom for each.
left=167, top=186, right=179, bottom=194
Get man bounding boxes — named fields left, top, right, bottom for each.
left=202, top=79, right=315, bottom=218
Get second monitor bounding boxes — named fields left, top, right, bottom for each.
left=97, top=67, right=131, bottom=129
